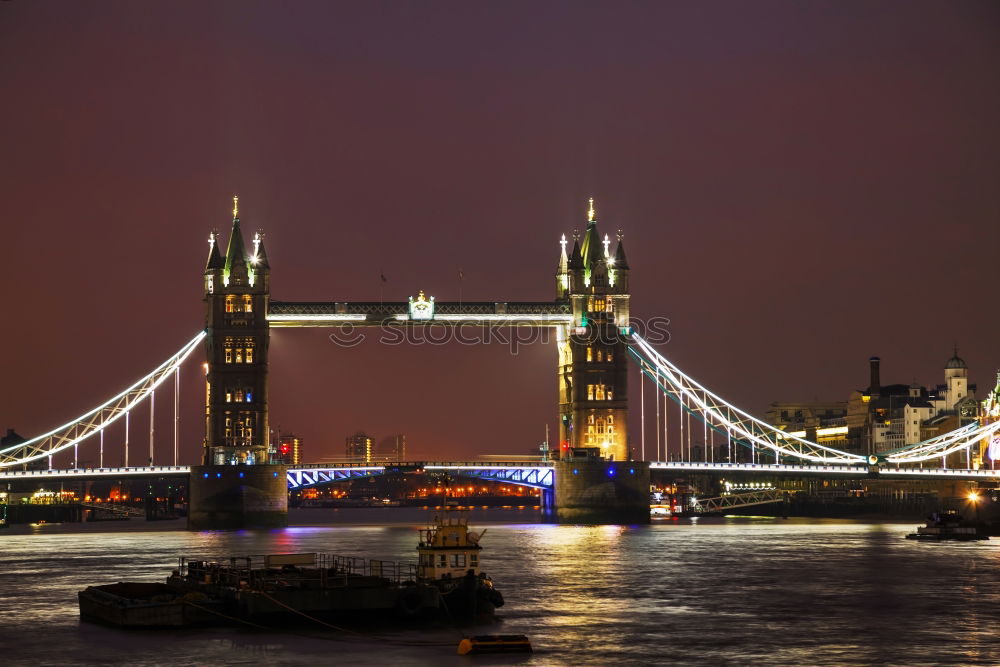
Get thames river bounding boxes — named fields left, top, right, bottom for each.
left=2, top=509, right=998, bottom=666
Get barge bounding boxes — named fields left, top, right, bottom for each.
left=79, top=511, right=503, bottom=628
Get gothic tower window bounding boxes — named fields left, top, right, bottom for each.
left=225, top=348, right=232, bottom=363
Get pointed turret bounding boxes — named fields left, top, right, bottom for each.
left=555, top=234, right=569, bottom=299
left=224, top=196, right=250, bottom=286
left=568, top=235, right=583, bottom=269
left=205, top=230, right=224, bottom=271
left=611, top=231, right=629, bottom=293
left=613, top=234, right=629, bottom=270
left=577, top=198, right=599, bottom=267
left=252, top=231, right=270, bottom=270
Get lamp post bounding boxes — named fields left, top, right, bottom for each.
left=968, top=491, right=981, bottom=523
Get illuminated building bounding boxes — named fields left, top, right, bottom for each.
left=202, top=197, right=271, bottom=465
left=556, top=199, right=630, bottom=461
left=346, top=432, right=374, bottom=463
left=770, top=352, right=978, bottom=458
left=764, top=403, right=849, bottom=449
left=275, top=433, right=303, bottom=464
left=378, top=434, right=406, bottom=460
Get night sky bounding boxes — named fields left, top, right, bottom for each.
left=2, top=1, right=999, bottom=463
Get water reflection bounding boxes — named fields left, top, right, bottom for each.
left=2, top=513, right=1000, bottom=665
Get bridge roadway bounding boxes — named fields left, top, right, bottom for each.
left=3, top=461, right=1000, bottom=487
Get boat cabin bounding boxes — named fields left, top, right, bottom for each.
left=417, top=512, right=484, bottom=580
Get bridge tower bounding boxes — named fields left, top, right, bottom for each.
left=202, top=196, right=271, bottom=465
left=190, top=197, right=285, bottom=530
left=556, top=199, right=631, bottom=461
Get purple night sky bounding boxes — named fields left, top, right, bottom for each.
left=1, top=1, right=999, bottom=463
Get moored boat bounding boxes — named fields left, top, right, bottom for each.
left=416, top=510, right=504, bottom=620
left=906, top=510, right=988, bottom=541
left=78, top=513, right=505, bottom=628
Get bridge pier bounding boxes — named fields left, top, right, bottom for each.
left=553, top=459, right=650, bottom=524
left=188, top=465, right=288, bottom=530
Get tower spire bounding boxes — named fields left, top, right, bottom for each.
left=588, top=197, right=595, bottom=223
left=614, top=230, right=630, bottom=270
left=205, top=229, right=224, bottom=270
left=224, top=196, right=249, bottom=284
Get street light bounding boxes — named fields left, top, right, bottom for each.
left=968, top=491, right=981, bottom=522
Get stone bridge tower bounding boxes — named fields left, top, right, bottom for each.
left=556, top=199, right=630, bottom=461
left=202, top=197, right=271, bottom=465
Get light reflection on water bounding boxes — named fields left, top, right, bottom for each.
left=2, top=510, right=1000, bottom=665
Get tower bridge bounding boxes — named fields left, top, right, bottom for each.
left=2, top=196, right=999, bottom=527
left=7, top=460, right=999, bottom=488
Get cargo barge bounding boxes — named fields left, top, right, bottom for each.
left=79, top=511, right=503, bottom=628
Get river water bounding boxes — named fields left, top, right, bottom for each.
left=1, top=508, right=998, bottom=666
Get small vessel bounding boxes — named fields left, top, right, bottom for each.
left=78, top=582, right=225, bottom=627
left=417, top=510, right=504, bottom=620
left=906, top=510, right=988, bottom=541
left=457, top=634, right=532, bottom=655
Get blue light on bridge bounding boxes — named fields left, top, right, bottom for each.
left=608, top=467, right=615, bottom=477
left=629, top=467, right=635, bottom=475
left=203, top=473, right=208, bottom=478
left=216, top=472, right=221, bottom=478
left=239, top=472, right=244, bottom=478
left=572, top=468, right=578, bottom=475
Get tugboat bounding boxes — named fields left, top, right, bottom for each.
left=906, top=509, right=989, bottom=541
left=417, top=510, right=504, bottom=621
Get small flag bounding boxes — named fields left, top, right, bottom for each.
left=458, top=269, right=465, bottom=280
left=380, top=270, right=387, bottom=283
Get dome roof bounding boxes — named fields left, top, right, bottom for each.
left=946, top=351, right=967, bottom=369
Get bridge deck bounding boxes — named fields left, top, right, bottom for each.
left=3, top=461, right=998, bottom=484
left=267, top=301, right=573, bottom=326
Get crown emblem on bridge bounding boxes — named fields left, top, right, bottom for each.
left=408, top=290, right=435, bottom=320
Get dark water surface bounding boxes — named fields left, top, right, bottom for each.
left=1, top=509, right=998, bottom=666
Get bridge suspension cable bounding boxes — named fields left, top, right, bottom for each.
left=628, top=334, right=999, bottom=465
left=628, top=334, right=866, bottom=464
left=878, top=420, right=1000, bottom=464
left=0, top=331, right=206, bottom=468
